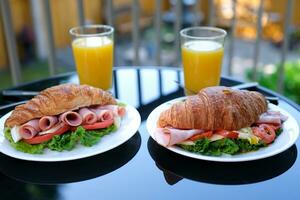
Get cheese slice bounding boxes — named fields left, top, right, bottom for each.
left=209, top=134, right=224, bottom=141
left=114, top=116, right=121, bottom=129
left=237, top=127, right=260, bottom=145
left=11, top=126, right=22, bottom=143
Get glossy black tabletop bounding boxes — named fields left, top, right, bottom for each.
left=0, top=67, right=299, bottom=200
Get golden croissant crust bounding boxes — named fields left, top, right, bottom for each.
left=5, top=84, right=117, bottom=127
left=158, top=86, right=268, bottom=130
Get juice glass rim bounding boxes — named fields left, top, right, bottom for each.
left=69, top=24, right=114, bottom=37
left=180, top=26, right=227, bottom=40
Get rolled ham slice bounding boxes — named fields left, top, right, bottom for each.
left=93, top=105, right=126, bottom=117
left=267, top=110, right=288, bottom=121
left=39, top=116, right=58, bottom=131
left=19, top=119, right=41, bottom=139
left=38, top=122, right=67, bottom=135
left=79, top=108, right=97, bottom=124
left=59, top=111, right=82, bottom=127
left=92, top=109, right=114, bottom=122
left=256, top=113, right=281, bottom=125
left=154, top=128, right=204, bottom=147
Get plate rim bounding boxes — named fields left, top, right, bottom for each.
left=146, top=96, right=300, bottom=162
left=0, top=103, right=141, bottom=162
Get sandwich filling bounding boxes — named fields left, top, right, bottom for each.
left=4, top=104, right=126, bottom=154
left=155, top=110, right=287, bottom=156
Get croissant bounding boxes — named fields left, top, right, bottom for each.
left=5, top=84, right=116, bottom=127
left=158, top=86, right=268, bottom=131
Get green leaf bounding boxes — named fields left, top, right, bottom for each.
left=210, top=138, right=239, bottom=155
left=117, top=102, right=127, bottom=107
left=275, top=128, right=283, bottom=137
left=180, top=138, right=211, bottom=154
left=79, top=125, right=116, bottom=147
left=179, top=138, right=266, bottom=156
left=4, top=128, right=46, bottom=154
left=47, top=131, right=79, bottom=152
left=235, top=139, right=266, bottom=153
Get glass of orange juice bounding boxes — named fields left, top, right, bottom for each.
left=69, top=25, right=114, bottom=90
left=180, top=27, right=227, bottom=95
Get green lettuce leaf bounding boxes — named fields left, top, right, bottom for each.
left=47, top=131, right=79, bottom=152
left=4, top=128, right=46, bottom=154
left=78, top=125, right=117, bottom=147
left=235, top=139, right=266, bottom=153
left=179, top=138, right=266, bottom=156
left=209, top=138, right=240, bottom=155
left=47, top=125, right=117, bottom=151
left=179, top=138, right=211, bottom=154
left=276, top=128, right=283, bottom=136
left=117, top=102, right=127, bottom=107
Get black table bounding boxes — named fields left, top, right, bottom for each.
left=0, top=67, right=299, bottom=200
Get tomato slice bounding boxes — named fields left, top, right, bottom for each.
left=189, top=131, right=213, bottom=141
left=23, top=124, right=70, bottom=144
left=252, top=124, right=276, bottom=144
left=226, top=132, right=239, bottom=139
left=69, top=126, right=77, bottom=132
left=82, top=119, right=114, bottom=130
left=214, top=130, right=239, bottom=139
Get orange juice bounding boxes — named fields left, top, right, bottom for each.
left=182, top=40, right=224, bottom=94
left=72, top=36, right=113, bottom=90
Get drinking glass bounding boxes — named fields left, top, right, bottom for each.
left=180, top=26, right=227, bottom=95
left=70, top=25, right=114, bottom=90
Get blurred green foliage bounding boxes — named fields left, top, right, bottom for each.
left=246, top=60, right=300, bottom=104
left=0, top=60, right=68, bottom=90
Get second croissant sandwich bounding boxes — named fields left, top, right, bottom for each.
left=4, top=84, right=126, bottom=154
left=158, top=86, right=268, bottom=130
left=155, top=86, right=287, bottom=155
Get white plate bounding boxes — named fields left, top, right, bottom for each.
left=0, top=104, right=141, bottom=162
left=147, top=97, right=299, bottom=162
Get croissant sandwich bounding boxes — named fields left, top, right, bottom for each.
left=155, top=86, right=288, bottom=156
left=4, top=84, right=126, bottom=154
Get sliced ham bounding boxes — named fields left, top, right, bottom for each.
left=39, top=116, right=58, bottom=131
left=98, top=110, right=114, bottom=122
left=256, top=110, right=288, bottom=125
left=38, top=122, right=67, bottom=135
left=155, top=127, right=204, bottom=147
left=79, top=108, right=97, bottom=124
left=256, top=113, right=281, bottom=125
left=19, top=119, right=41, bottom=139
left=90, top=108, right=114, bottom=122
left=59, top=111, right=82, bottom=127
left=93, top=105, right=126, bottom=117
left=267, top=110, right=288, bottom=121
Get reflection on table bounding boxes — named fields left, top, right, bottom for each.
left=148, top=137, right=297, bottom=185
left=0, top=132, right=141, bottom=185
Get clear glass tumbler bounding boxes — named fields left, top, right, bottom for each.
left=180, top=26, right=226, bottom=95
left=70, top=25, right=114, bottom=90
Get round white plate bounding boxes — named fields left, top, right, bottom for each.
left=0, top=104, right=141, bottom=162
left=147, top=97, right=299, bottom=162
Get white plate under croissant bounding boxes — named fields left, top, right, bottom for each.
left=146, top=97, right=299, bottom=162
